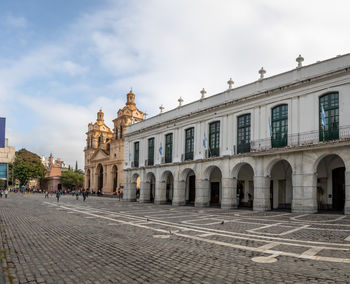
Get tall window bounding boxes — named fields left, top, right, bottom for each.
left=98, top=135, right=104, bottom=146
left=271, top=105, right=288, bottom=148
left=185, top=128, right=194, bottom=160
left=165, top=133, right=173, bottom=163
left=237, top=114, right=251, bottom=154
left=134, top=142, right=139, bottom=167
left=209, top=121, right=220, bottom=157
left=148, top=138, right=154, bottom=166
left=319, top=92, right=339, bottom=141
left=120, top=126, right=123, bottom=138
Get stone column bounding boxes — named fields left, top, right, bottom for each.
left=173, top=179, right=186, bottom=206
left=344, top=171, right=350, bottom=215
left=292, top=172, right=317, bottom=213
left=139, top=181, right=151, bottom=203
left=221, top=178, right=236, bottom=209
left=253, top=175, right=270, bottom=211
left=195, top=179, right=210, bottom=207
left=123, top=172, right=137, bottom=202
left=154, top=181, right=167, bottom=205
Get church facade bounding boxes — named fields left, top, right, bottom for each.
left=123, top=54, right=350, bottom=214
left=84, top=91, right=143, bottom=194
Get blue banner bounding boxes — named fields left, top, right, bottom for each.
left=0, top=164, right=7, bottom=179
left=0, top=117, right=5, bottom=148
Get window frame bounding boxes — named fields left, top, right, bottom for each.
left=271, top=104, right=288, bottom=148
left=148, top=138, right=155, bottom=166
left=185, top=127, right=194, bottom=160
left=134, top=141, right=139, bottom=168
left=237, top=114, right=251, bottom=154
left=165, top=133, right=173, bottom=163
left=319, top=92, right=339, bottom=141
left=209, top=121, right=220, bottom=157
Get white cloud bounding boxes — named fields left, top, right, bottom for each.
left=2, top=0, right=350, bottom=169
left=5, top=14, right=27, bottom=28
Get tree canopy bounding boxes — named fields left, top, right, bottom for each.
left=13, top=148, right=46, bottom=186
left=61, top=169, right=84, bottom=190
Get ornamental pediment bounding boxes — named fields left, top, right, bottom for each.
left=90, top=149, right=109, bottom=161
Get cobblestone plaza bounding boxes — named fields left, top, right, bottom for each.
left=1, top=194, right=350, bottom=283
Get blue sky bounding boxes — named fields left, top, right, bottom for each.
left=1, top=0, right=350, bottom=168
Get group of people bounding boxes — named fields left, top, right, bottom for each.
left=0, top=189, right=8, bottom=198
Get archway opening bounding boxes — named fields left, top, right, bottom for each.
left=86, top=169, right=91, bottom=191
left=184, top=169, right=196, bottom=205
left=97, top=164, right=103, bottom=193
left=131, top=173, right=140, bottom=200
left=112, top=166, right=118, bottom=193
left=270, top=160, right=293, bottom=211
left=236, top=163, right=254, bottom=209
left=316, top=154, right=345, bottom=212
left=208, top=166, right=222, bottom=207
left=163, top=171, right=174, bottom=203
left=147, top=172, right=156, bottom=203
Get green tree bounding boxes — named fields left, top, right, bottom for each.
left=13, top=149, right=46, bottom=186
left=61, top=169, right=84, bottom=190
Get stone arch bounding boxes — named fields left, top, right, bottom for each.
left=232, top=162, right=255, bottom=208
left=160, top=170, right=174, bottom=203
left=96, top=163, right=104, bottom=193
left=146, top=171, right=156, bottom=203
left=203, top=165, right=222, bottom=206
left=268, top=159, right=293, bottom=210
left=180, top=168, right=196, bottom=204
left=111, top=165, right=118, bottom=192
left=314, top=153, right=346, bottom=212
left=86, top=169, right=91, bottom=190
left=265, top=157, right=294, bottom=177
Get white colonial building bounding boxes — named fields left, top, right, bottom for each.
left=123, top=54, right=350, bottom=214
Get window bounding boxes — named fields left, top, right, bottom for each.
left=134, top=142, right=139, bottom=167
left=165, top=133, right=173, bottom=163
left=115, top=128, right=119, bottom=139
left=98, top=135, right=104, bottom=146
left=237, top=114, right=251, bottom=154
left=185, top=128, right=194, bottom=160
left=319, top=92, right=339, bottom=141
left=120, top=126, right=123, bottom=139
left=148, top=138, right=154, bottom=166
left=271, top=105, right=288, bottom=148
left=209, top=121, right=220, bottom=157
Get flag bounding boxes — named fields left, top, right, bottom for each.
left=159, top=143, right=163, bottom=155
left=202, top=132, right=207, bottom=148
left=321, top=104, right=327, bottom=127
left=268, top=117, right=272, bottom=137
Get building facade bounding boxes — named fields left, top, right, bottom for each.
left=84, top=91, right=143, bottom=194
left=0, top=118, right=15, bottom=189
left=123, top=54, right=350, bottom=214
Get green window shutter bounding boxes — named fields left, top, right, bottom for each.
left=237, top=114, right=251, bottom=154
left=271, top=105, right=288, bottom=148
left=209, top=121, right=220, bottom=157
left=148, top=138, right=154, bottom=165
left=134, top=142, right=139, bottom=167
left=319, top=92, right=339, bottom=141
left=165, top=133, right=173, bottom=163
left=185, top=128, right=194, bottom=160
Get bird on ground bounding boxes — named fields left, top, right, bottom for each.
left=221, top=221, right=225, bottom=225
left=146, top=218, right=149, bottom=222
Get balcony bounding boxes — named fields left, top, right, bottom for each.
left=208, top=147, right=220, bottom=158
left=185, top=152, right=194, bottom=161
left=251, top=125, right=350, bottom=152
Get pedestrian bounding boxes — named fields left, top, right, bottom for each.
left=56, top=191, right=60, bottom=202
left=118, top=187, right=121, bottom=201
left=4, top=189, right=8, bottom=198
left=45, top=190, right=49, bottom=198
left=76, top=191, right=79, bottom=200
left=82, top=190, right=87, bottom=202
left=0, top=189, right=3, bottom=198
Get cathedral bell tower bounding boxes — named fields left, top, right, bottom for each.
left=97, top=109, right=104, bottom=122
left=126, top=90, right=136, bottom=106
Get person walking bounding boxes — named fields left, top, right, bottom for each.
left=0, top=189, right=3, bottom=198
left=4, top=189, right=8, bottom=198
left=76, top=190, right=79, bottom=200
left=45, top=190, right=49, bottom=198
left=56, top=191, right=60, bottom=202
left=82, top=190, right=87, bottom=202
left=118, top=187, right=121, bottom=201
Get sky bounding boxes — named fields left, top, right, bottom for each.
left=0, top=0, right=350, bottom=169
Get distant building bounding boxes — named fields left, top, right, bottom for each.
left=0, top=117, right=15, bottom=189
left=84, top=91, right=143, bottom=194
left=42, top=153, right=69, bottom=191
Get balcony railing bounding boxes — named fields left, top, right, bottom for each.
left=185, top=152, right=194, bottom=161
left=237, top=142, right=250, bottom=154
left=209, top=147, right=220, bottom=157
left=251, top=125, right=350, bottom=152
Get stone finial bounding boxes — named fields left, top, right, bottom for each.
left=296, top=54, right=304, bottom=68
left=178, top=97, right=184, bottom=107
left=143, top=112, right=148, bottom=119
left=227, top=78, right=234, bottom=89
left=159, top=105, right=164, bottom=113
left=259, top=67, right=266, bottom=80
left=200, top=88, right=207, bottom=99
